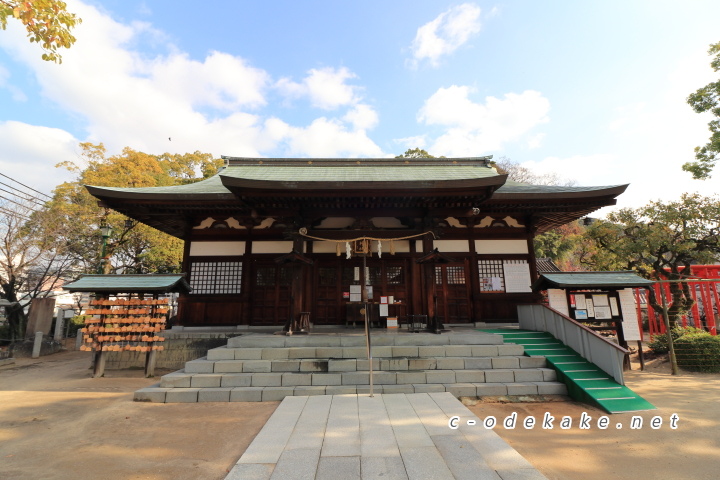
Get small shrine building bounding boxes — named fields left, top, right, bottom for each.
left=86, top=156, right=627, bottom=327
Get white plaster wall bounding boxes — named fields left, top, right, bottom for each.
left=415, top=240, right=423, bottom=253
left=189, top=241, right=246, bottom=256
left=252, top=241, right=294, bottom=254
left=475, top=239, right=528, bottom=254
left=433, top=240, right=470, bottom=252
left=313, top=241, right=340, bottom=254
left=313, top=240, right=411, bottom=254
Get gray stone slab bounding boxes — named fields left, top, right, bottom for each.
left=445, top=383, right=478, bottom=398
left=471, top=345, right=499, bottom=357
left=230, top=386, right=264, bottom=402
left=230, top=336, right=287, bottom=348
left=342, top=371, right=370, bottom=385
left=357, top=385, right=383, bottom=395
left=343, top=347, right=368, bottom=358
left=316, top=347, right=344, bottom=358
left=519, top=357, right=546, bottom=368
left=328, top=359, right=357, bottom=372
left=252, top=373, right=283, bottom=387
left=484, top=369, right=515, bottom=383
left=475, top=383, right=509, bottom=396
left=400, top=446, right=455, bottom=480
left=299, top=360, right=328, bottom=372
left=448, top=335, right=494, bottom=345
left=383, top=394, right=434, bottom=448
left=491, top=357, right=520, bottom=369
left=409, top=358, right=436, bottom=370
left=340, top=336, right=366, bottom=347
left=455, top=370, right=485, bottom=383
left=207, top=347, right=235, bottom=360
left=435, top=357, right=465, bottom=370
left=459, top=423, right=536, bottom=471
left=326, top=385, right=357, bottom=395
left=238, top=395, right=308, bottom=464
left=133, top=387, right=168, bottom=403
left=313, top=373, right=342, bottom=386
left=418, top=346, right=445, bottom=357
left=225, top=463, right=274, bottom=480
left=360, top=457, right=408, bottom=480
left=397, top=371, right=426, bottom=384
left=392, top=346, right=418, bottom=357
left=316, top=456, right=360, bottom=480
left=191, top=374, right=222, bottom=388
left=371, top=346, right=393, bottom=357
left=165, top=388, right=200, bottom=403
left=506, top=383, right=539, bottom=396
left=381, top=384, right=414, bottom=394
left=198, top=387, right=232, bottom=402
left=406, top=392, right=459, bottom=438
left=184, top=359, right=215, bottom=373
left=373, top=371, right=397, bottom=385
left=270, top=448, right=320, bottom=480
left=285, top=395, right=332, bottom=450
left=512, top=369, right=544, bottom=382
left=271, top=360, right=301, bottom=372
left=234, top=347, right=263, bottom=360
left=540, top=368, right=557, bottom=381
left=381, top=358, right=409, bottom=371
left=243, top=360, right=272, bottom=373
left=160, top=372, right=192, bottom=388
left=221, top=373, right=253, bottom=387
left=393, top=335, right=445, bottom=346
left=322, top=394, right=360, bottom=457
left=293, top=386, right=327, bottom=396
left=444, top=345, right=472, bottom=357
left=497, top=344, right=525, bottom=356
left=358, top=394, right=401, bottom=458
left=261, top=348, right=290, bottom=360
left=261, top=387, right=295, bottom=402
left=213, top=360, right=245, bottom=373
left=425, top=370, right=455, bottom=384
left=464, top=357, right=492, bottom=369
left=282, top=372, right=312, bottom=386
left=412, top=384, right=446, bottom=393
left=535, top=382, right=567, bottom=395
left=356, top=359, right=380, bottom=370
left=432, top=435, right=501, bottom=480
left=287, top=347, right=317, bottom=359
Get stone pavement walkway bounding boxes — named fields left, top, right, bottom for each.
left=225, top=392, right=547, bottom=480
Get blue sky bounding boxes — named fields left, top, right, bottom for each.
left=0, top=1, right=718, bottom=213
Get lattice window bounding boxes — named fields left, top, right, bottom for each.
left=318, top=267, right=337, bottom=286
left=256, top=266, right=292, bottom=286
left=435, top=266, right=467, bottom=285
left=189, top=261, right=242, bottom=295
left=386, top=266, right=404, bottom=285
left=478, top=259, right=505, bottom=292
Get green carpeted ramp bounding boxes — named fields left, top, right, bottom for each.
left=480, top=329, right=655, bottom=414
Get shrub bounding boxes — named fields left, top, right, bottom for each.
left=648, top=326, right=705, bottom=354
left=67, top=315, right=87, bottom=338
left=674, top=332, right=720, bottom=373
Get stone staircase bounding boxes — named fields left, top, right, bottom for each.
left=134, top=330, right=567, bottom=403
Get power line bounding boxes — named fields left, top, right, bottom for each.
left=0, top=172, right=52, bottom=200
left=0, top=180, right=48, bottom=204
left=0, top=194, right=41, bottom=213
left=0, top=205, right=31, bottom=221
left=0, top=186, right=44, bottom=207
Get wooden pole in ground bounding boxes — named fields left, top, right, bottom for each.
left=659, top=285, right=679, bottom=375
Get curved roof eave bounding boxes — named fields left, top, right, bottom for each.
left=84, top=172, right=236, bottom=201
left=492, top=184, right=629, bottom=200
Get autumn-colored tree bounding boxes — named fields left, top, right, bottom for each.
left=583, top=193, right=720, bottom=327
left=0, top=0, right=81, bottom=63
left=46, top=143, right=223, bottom=275
left=684, top=41, right=720, bottom=179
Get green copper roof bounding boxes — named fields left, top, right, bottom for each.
left=63, top=274, right=191, bottom=293
left=532, top=271, right=654, bottom=291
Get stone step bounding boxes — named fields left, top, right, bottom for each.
left=135, top=381, right=569, bottom=403
left=226, top=332, right=504, bottom=349
left=181, top=354, right=544, bottom=375
left=206, top=343, right=526, bottom=362
left=160, top=367, right=557, bottom=388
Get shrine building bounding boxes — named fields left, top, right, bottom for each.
left=86, top=156, right=627, bottom=328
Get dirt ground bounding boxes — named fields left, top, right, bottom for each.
left=1, top=350, right=718, bottom=480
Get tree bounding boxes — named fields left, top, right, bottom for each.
left=534, top=221, right=586, bottom=271
left=583, top=193, right=720, bottom=327
left=1, top=195, right=78, bottom=339
left=684, top=41, right=720, bottom=179
left=0, top=0, right=81, bottom=63
left=395, top=148, right=441, bottom=158
left=494, top=156, right=576, bottom=186
left=46, top=143, right=224, bottom=275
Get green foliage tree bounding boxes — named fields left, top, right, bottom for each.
left=46, top=143, right=223, bottom=275
left=395, top=148, right=444, bottom=158
left=0, top=0, right=81, bottom=63
left=583, top=193, right=720, bottom=327
left=683, top=41, right=720, bottom=179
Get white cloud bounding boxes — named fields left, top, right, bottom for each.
left=0, top=121, right=79, bottom=195
left=0, top=1, right=384, bottom=164
left=418, top=86, right=550, bottom=156
left=527, top=133, right=545, bottom=149
left=276, top=67, right=361, bottom=110
left=409, top=3, right=482, bottom=68
left=394, top=135, right=427, bottom=150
